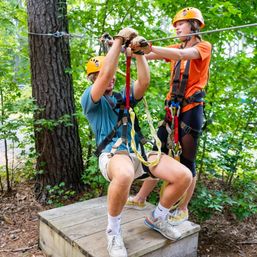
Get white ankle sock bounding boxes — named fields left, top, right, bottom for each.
left=106, top=213, right=121, bottom=235
left=153, top=203, right=169, bottom=220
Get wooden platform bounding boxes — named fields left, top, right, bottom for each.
left=39, top=196, right=200, bottom=257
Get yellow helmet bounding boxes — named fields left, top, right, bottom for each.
left=172, top=7, right=205, bottom=29
left=86, top=56, right=105, bottom=76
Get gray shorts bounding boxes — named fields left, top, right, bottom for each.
left=99, top=151, right=160, bottom=182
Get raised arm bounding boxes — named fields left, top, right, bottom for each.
left=145, top=52, right=163, bottom=60
left=90, top=28, right=138, bottom=102
left=149, top=45, right=200, bottom=60
left=90, top=38, right=123, bottom=102
left=131, top=37, right=201, bottom=61
left=133, top=54, right=150, bottom=100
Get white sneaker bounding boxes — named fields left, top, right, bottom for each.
left=144, top=211, right=181, bottom=241
left=107, top=233, right=127, bottom=257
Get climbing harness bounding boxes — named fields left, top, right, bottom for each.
left=94, top=35, right=162, bottom=178
left=161, top=41, right=206, bottom=160
left=160, top=59, right=205, bottom=201
left=159, top=45, right=205, bottom=203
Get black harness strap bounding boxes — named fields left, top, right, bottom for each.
left=121, top=114, right=128, bottom=144
left=176, top=60, right=191, bottom=102
left=94, top=110, right=124, bottom=157
left=180, top=121, right=202, bottom=138
left=95, top=92, right=154, bottom=178
left=170, top=42, right=200, bottom=104
left=171, top=60, right=182, bottom=99
left=181, top=90, right=205, bottom=107
left=105, top=92, right=124, bottom=109
left=94, top=92, right=124, bottom=157
left=180, top=90, right=206, bottom=138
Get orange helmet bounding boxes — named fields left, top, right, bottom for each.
left=172, top=7, right=205, bottom=29
left=86, top=56, right=105, bottom=76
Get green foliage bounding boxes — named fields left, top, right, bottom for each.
left=147, top=181, right=163, bottom=205
left=190, top=183, right=227, bottom=222
left=191, top=170, right=257, bottom=221
left=81, top=155, right=109, bottom=198
left=46, top=182, right=76, bottom=207
left=0, top=0, right=30, bottom=190
left=0, top=0, right=257, bottom=221
left=0, top=86, right=36, bottom=189
left=229, top=171, right=257, bottom=220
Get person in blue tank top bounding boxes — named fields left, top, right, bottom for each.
left=81, top=28, right=192, bottom=257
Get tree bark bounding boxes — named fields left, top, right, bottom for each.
left=27, top=0, right=84, bottom=201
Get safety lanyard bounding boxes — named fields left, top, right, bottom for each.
left=118, top=49, right=132, bottom=147
left=165, top=106, right=180, bottom=139
left=164, top=103, right=181, bottom=158
left=125, top=49, right=132, bottom=110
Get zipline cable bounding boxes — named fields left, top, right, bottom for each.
left=149, top=23, right=257, bottom=43
left=28, top=30, right=95, bottom=39
left=27, top=23, right=257, bottom=41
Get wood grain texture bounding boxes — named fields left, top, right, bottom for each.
left=39, top=196, right=200, bottom=257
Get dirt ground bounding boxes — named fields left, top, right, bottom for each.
left=0, top=181, right=256, bottom=257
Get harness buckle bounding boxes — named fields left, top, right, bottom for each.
left=184, top=125, right=191, bottom=134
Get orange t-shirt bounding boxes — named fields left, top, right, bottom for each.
left=166, top=41, right=212, bottom=113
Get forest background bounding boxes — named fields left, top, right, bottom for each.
left=0, top=1, right=257, bottom=255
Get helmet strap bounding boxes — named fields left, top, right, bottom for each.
left=188, top=20, right=202, bottom=41
left=181, top=38, right=190, bottom=48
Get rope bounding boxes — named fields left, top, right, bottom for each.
left=149, top=23, right=257, bottom=43
left=129, top=97, right=162, bottom=167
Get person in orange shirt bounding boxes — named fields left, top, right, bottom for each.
left=127, top=7, right=212, bottom=225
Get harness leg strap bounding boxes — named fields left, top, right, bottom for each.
left=180, top=121, right=202, bottom=138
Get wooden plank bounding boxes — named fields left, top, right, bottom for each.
left=75, top=216, right=200, bottom=257
left=145, top=233, right=199, bottom=257
left=39, top=196, right=200, bottom=257
left=39, top=198, right=154, bottom=248
left=40, top=217, right=199, bottom=257
left=126, top=221, right=200, bottom=257
left=60, top=207, right=153, bottom=241
left=119, top=218, right=168, bottom=257
left=51, top=204, right=152, bottom=230
left=39, top=196, right=108, bottom=222
left=39, top=221, right=87, bottom=257
left=75, top=218, right=199, bottom=257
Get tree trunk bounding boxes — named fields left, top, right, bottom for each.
left=0, top=90, right=11, bottom=192
left=27, top=0, right=84, bottom=201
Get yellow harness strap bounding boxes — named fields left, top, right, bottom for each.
left=129, top=97, right=162, bottom=167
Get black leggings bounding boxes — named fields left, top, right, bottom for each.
left=153, top=105, right=203, bottom=177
